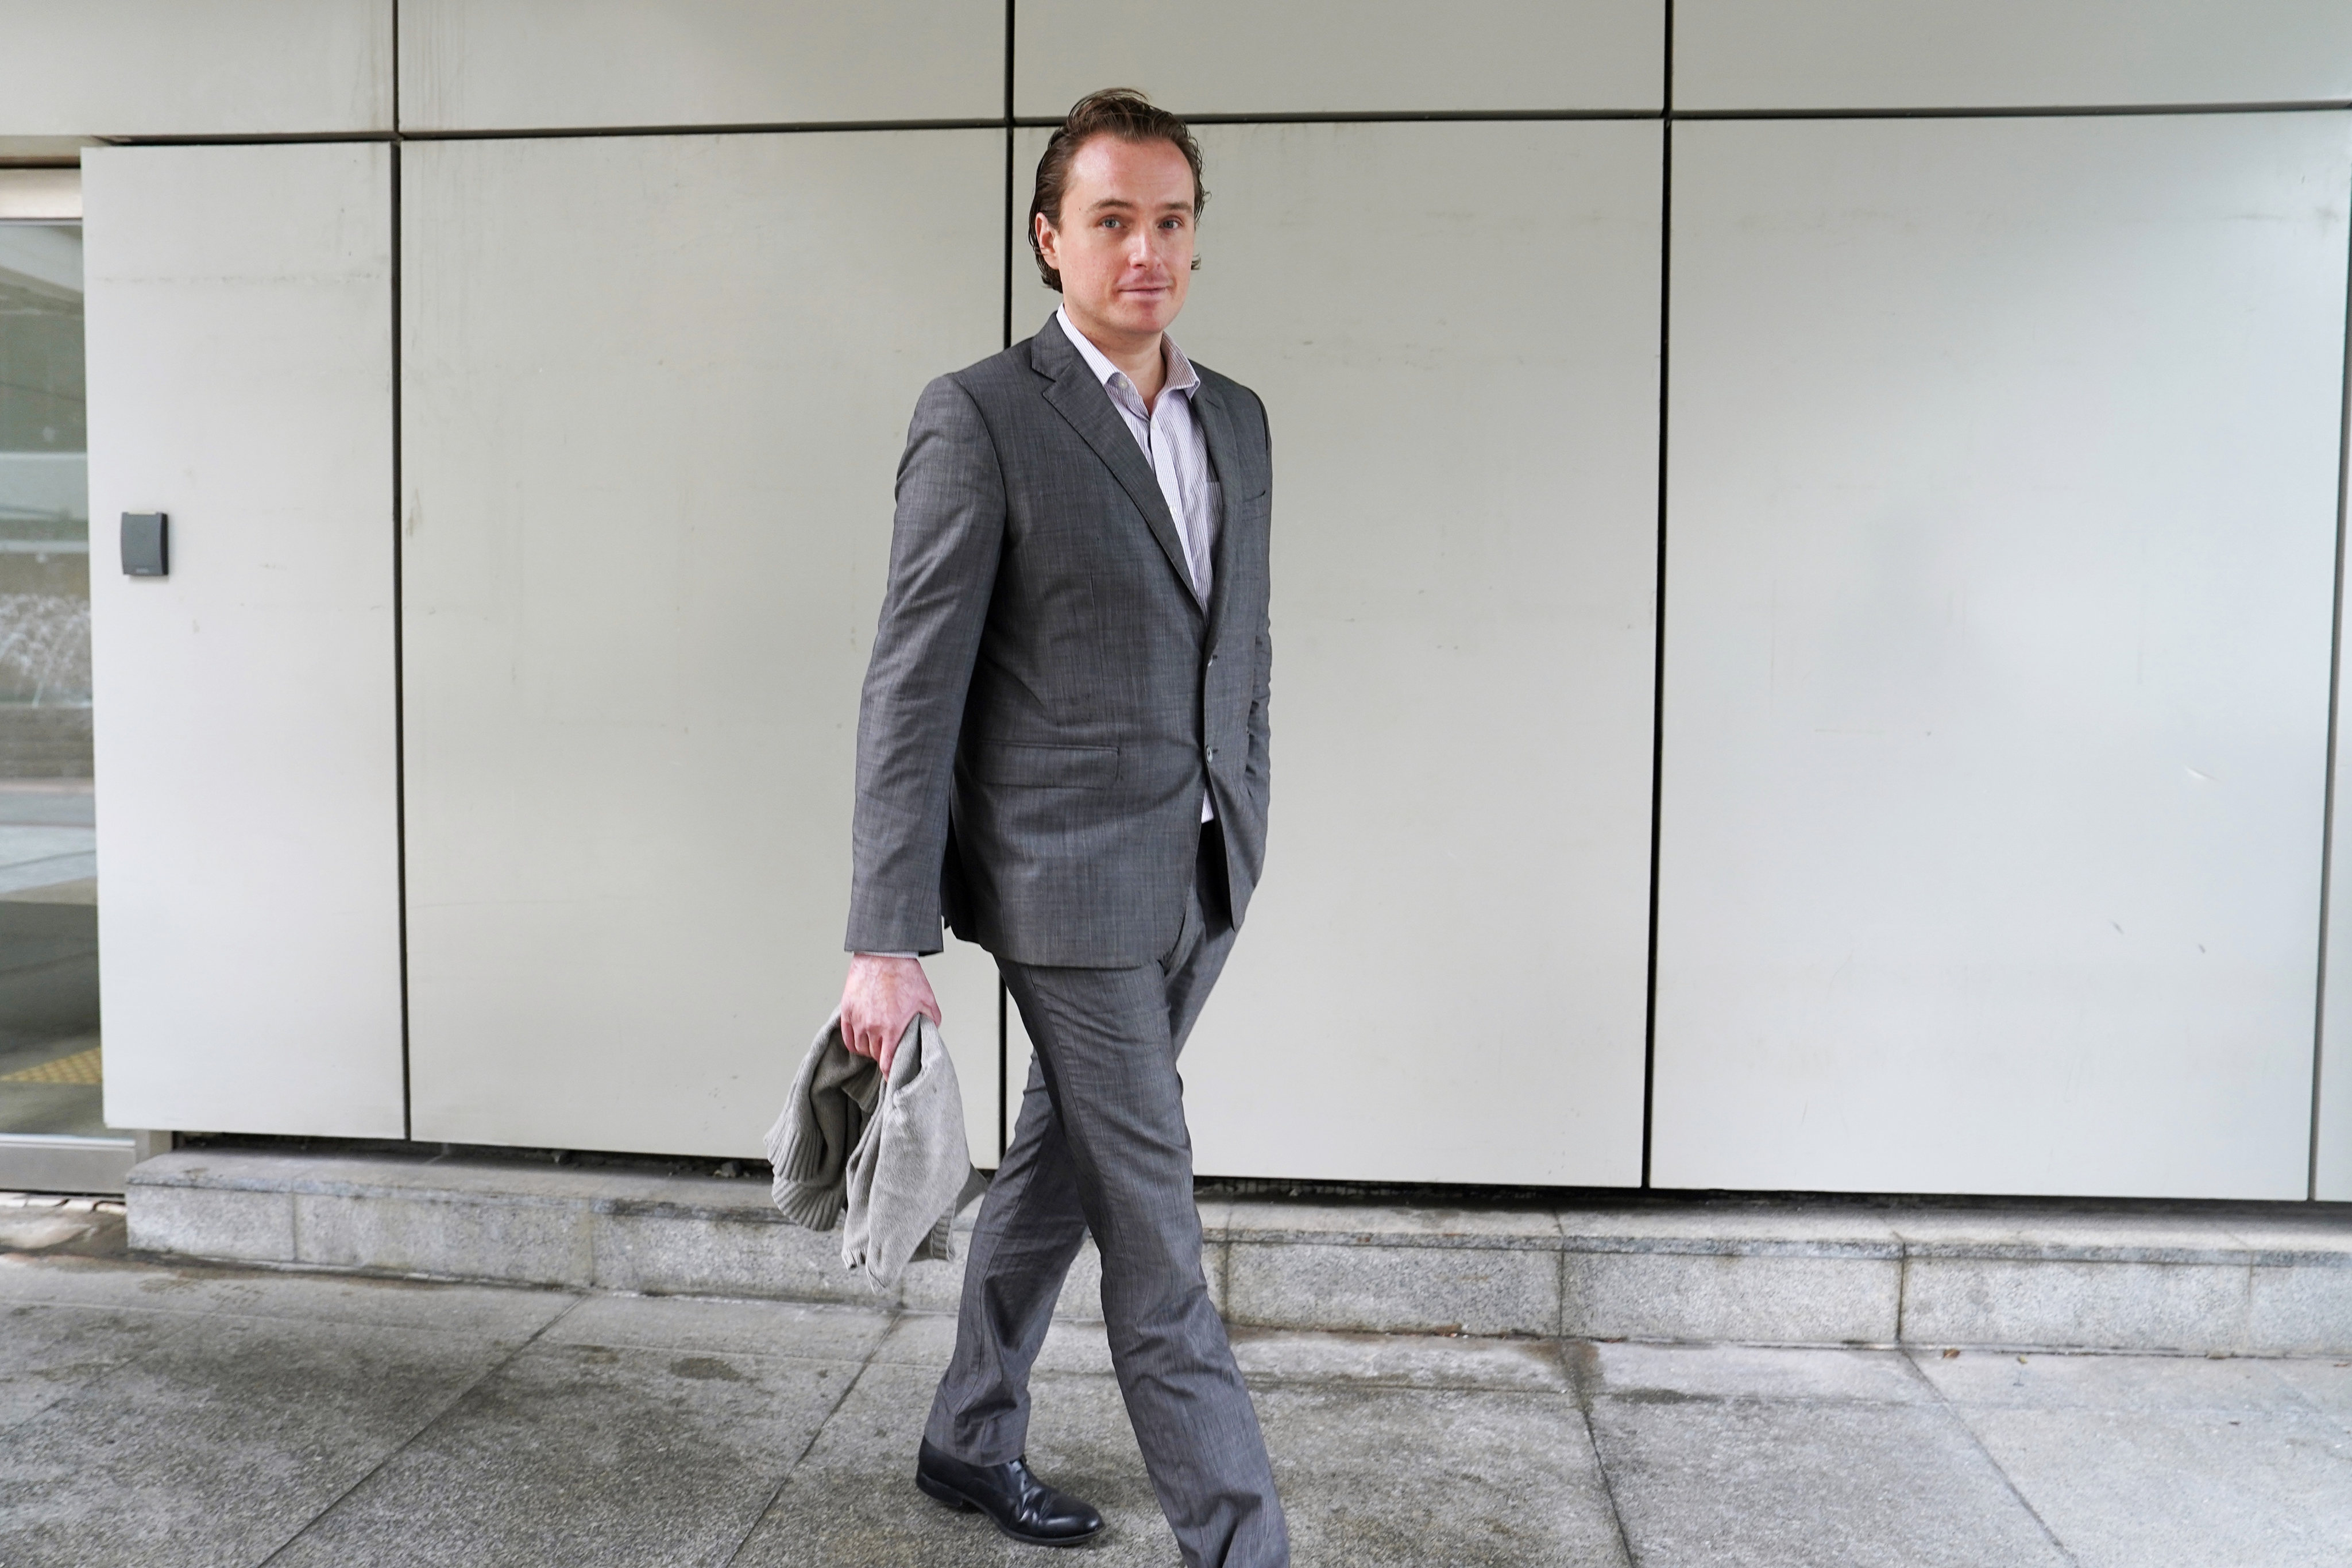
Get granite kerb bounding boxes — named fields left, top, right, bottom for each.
left=1219, top=1211, right=1565, bottom=1251
left=125, top=1152, right=2352, bottom=1280
left=1558, top=1234, right=1905, bottom=1260
left=1892, top=1239, right=2295, bottom=1268
left=132, top=1152, right=759, bottom=1217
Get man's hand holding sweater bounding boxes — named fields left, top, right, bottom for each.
left=840, top=954, right=942, bottom=1077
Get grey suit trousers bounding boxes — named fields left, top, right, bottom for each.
left=926, top=825, right=1288, bottom=1568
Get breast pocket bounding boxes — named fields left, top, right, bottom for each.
left=974, top=742, right=1121, bottom=790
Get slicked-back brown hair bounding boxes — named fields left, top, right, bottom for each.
left=1028, top=88, right=1207, bottom=293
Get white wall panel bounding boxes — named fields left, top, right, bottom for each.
left=925, top=938, right=1006, bottom=1173
left=1017, top=0, right=1661, bottom=117
left=2316, top=364, right=2352, bottom=1203
left=1014, top=121, right=1661, bottom=1185
left=403, top=130, right=1002, bottom=1159
left=1656, top=115, right=2352, bottom=1199
left=400, top=0, right=1001, bottom=131
left=83, top=144, right=404, bottom=1136
left=0, top=1, right=390, bottom=137
left=1677, top=1, right=2352, bottom=111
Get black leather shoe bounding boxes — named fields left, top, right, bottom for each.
left=916, top=1438, right=1105, bottom=1547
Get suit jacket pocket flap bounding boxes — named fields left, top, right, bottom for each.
left=974, top=741, right=1119, bottom=790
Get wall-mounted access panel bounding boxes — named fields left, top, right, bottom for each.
left=1016, top=0, right=1663, bottom=117
left=84, top=142, right=405, bottom=1137
left=398, top=0, right=1002, bottom=132
left=1675, top=1, right=2352, bottom=111
left=1654, top=113, right=2352, bottom=1199
left=401, top=129, right=1003, bottom=1159
left=0, top=0, right=391, bottom=137
left=1009, top=120, right=1663, bottom=1185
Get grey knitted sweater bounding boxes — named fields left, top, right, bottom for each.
left=765, top=1010, right=981, bottom=1289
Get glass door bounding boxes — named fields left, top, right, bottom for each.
left=0, top=169, right=122, bottom=1191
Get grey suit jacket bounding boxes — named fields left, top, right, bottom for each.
left=845, top=312, right=1273, bottom=967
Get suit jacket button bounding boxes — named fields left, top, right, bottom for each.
left=1208, top=747, right=1219, bottom=760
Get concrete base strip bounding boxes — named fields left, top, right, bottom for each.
left=124, top=1152, right=2352, bottom=1355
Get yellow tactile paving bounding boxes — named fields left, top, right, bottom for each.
left=1, top=1046, right=101, bottom=1086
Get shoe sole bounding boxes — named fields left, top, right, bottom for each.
left=915, top=1470, right=1104, bottom=1548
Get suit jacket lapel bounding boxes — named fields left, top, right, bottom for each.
left=1192, top=379, right=1247, bottom=644
left=1033, top=320, right=1200, bottom=612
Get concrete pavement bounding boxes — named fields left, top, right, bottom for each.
left=5, top=1194, right=2351, bottom=1566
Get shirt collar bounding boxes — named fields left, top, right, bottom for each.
left=1056, top=306, right=1199, bottom=407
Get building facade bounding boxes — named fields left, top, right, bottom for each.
left=1, top=1, right=2349, bottom=1202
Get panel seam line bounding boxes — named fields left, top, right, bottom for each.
left=99, top=98, right=2352, bottom=150
left=2314, top=161, right=2352, bottom=1201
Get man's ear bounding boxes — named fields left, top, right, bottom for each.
left=1035, top=213, right=1060, bottom=268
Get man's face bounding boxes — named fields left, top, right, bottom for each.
left=1037, top=134, right=1196, bottom=346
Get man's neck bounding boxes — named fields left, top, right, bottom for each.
left=1065, top=308, right=1168, bottom=407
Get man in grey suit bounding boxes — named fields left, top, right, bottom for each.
left=836, top=88, right=1287, bottom=1567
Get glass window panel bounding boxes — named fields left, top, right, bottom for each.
left=0, top=218, right=101, bottom=1140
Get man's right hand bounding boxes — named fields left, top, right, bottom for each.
left=839, top=953, right=943, bottom=1079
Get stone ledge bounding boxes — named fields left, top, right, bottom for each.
left=123, top=1152, right=2352, bottom=1354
